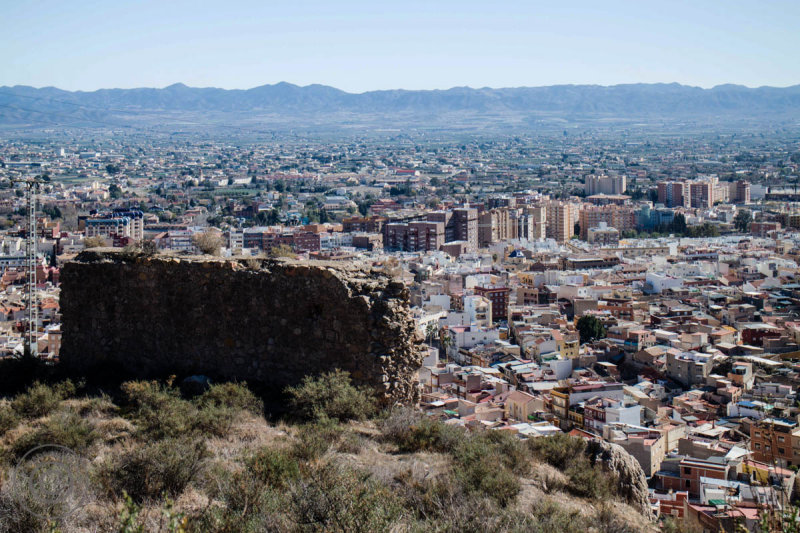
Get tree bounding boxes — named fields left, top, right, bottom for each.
left=108, top=184, right=122, bottom=199
left=734, top=209, right=752, bottom=233
left=83, top=236, right=107, bottom=249
left=439, top=329, right=453, bottom=361
left=192, top=231, right=224, bottom=256
left=573, top=222, right=581, bottom=237
left=268, top=244, right=296, bottom=259
left=423, top=322, right=439, bottom=347
left=576, top=315, right=606, bottom=344
left=670, top=213, right=687, bottom=234
left=105, top=164, right=120, bottom=175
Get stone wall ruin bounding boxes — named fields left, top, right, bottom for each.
left=59, top=251, right=423, bottom=404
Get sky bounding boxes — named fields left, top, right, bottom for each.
left=2, top=0, right=799, bottom=92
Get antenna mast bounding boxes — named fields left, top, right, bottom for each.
left=23, top=177, right=41, bottom=358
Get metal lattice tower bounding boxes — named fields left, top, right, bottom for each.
left=22, top=178, right=40, bottom=358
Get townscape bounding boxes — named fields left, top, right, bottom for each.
left=2, top=129, right=800, bottom=530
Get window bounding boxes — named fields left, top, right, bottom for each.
left=779, top=436, right=785, bottom=443
left=755, top=443, right=761, bottom=450
left=766, top=446, right=771, bottom=452
left=683, top=467, right=692, bottom=475
left=755, top=431, right=761, bottom=438
left=779, top=448, right=786, bottom=455
left=685, top=480, right=691, bottom=488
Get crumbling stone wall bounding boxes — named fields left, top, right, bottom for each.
left=60, top=251, right=423, bottom=404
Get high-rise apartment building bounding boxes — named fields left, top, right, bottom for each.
left=578, top=205, right=637, bottom=240
left=384, top=221, right=444, bottom=252
left=585, top=175, right=627, bottom=196
left=428, top=208, right=478, bottom=252
left=545, top=201, right=574, bottom=243
left=516, top=206, right=546, bottom=241
left=656, top=181, right=689, bottom=208
left=689, top=180, right=714, bottom=209
left=731, top=180, right=751, bottom=204
left=478, top=208, right=517, bottom=247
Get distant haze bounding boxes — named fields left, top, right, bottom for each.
left=1, top=82, right=799, bottom=133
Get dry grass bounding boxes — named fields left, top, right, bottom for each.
left=0, top=380, right=659, bottom=533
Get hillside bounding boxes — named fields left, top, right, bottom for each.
left=1, top=82, right=799, bottom=132
left=0, top=372, right=660, bottom=533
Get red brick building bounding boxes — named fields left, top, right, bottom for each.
left=474, top=286, right=511, bottom=323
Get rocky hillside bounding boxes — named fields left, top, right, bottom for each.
left=0, top=371, right=658, bottom=533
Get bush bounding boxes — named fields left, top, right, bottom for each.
left=122, top=380, right=264, bottom=440
left=97, top=437, right=209, bottom=502
left=247, top=447, right=300, bottom=489
left=12, top=410, right=97, bottom=457
left=291, top=421, right=342, bottom=462
left=121, top=381, right=196, bottom=440
left=480, top=429, right=531, bottom=475
left=382, top=411, right=464, bottom=453
left=285, top=370, right=377, bottom=423
left=565, top=459, right=614, bottom=499
left=0, top=403, right=19, bottom=433
left=195, top=382, right=263, bottom=416
left=452, top=435, right=522, bottom=507
left=290, top=462, right=403, bottom=533
left=192, top=231, right=224, bottom=255
left=11, top=380, right=76, bottom=419
left=528, top=432, right=587, bottom=470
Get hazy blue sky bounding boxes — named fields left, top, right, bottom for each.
left=3, top=0, right=798, bottom=91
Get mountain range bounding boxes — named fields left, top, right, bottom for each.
left=1, top=82, right=799, bottom=133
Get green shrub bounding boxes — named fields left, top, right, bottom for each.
left=187, top=484, right=293, bottom=533
left=11, top=380, right=76, bottom=419
left=528, top=432, right=586, bottom=469
left=247, top=447, right=300, bottom=489
left=120, top=380, right=195, bottom=440
left=452, top=435, right=521, bottom=507
left=479, top=430, right=531, bottom=475
left=290, top=462, right=403, bottom=533
left=382, top=411, right=464, bottom=453
left=122, top=380, right=263, bottom=440
left=195, top=382, right=263, bottom=416
left=565, top=459, right=615, bottom=500
left=285, top=370, right=377, bottom=422
left=291, top=421, right=342, bottom=462
left=97, top=437, right=209, bottom=502
left=0, top=403, right=19, bottom=433
left=12, top=410, right=97, bottom=457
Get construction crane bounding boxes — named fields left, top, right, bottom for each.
left=11, top=175, right=47, bottom=358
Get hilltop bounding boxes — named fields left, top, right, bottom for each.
left=0, top=371, right=659, bottom=533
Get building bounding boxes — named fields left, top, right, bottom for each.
left=385, top=221, right=444, bottom=252
left=545, top=201, right=574, bottom=243
left=428, top=208, right=478, bottom=252
left=342, top=216, right=386, bottom=233
left=657, top=181, right=689, bottom=208
left=732, top=180, right=751, bottom=204
left=587, top=222, right=620, bottom=246
left=689, top=180, right=715, bottom=209
left=666, top=351, right=713, bottom=387
left=478, top=208, right=517, bottom=247
left=474, top=285, right=511, bottom=323
left=750, top=418, right=800, bottom=467
left=579, top=205, right=636, bottom=240
left=657, top=457, right=729, bottom=498
left=584, top=175, right=626, bottom=196
left=517, top=206, right=546, bottom=241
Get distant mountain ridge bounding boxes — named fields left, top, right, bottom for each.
left=1, top=82, right=799, bottom=131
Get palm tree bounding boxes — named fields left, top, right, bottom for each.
left=439, top=329, right=453, bottom=363
left=425, top=322, right=438, bottom=347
